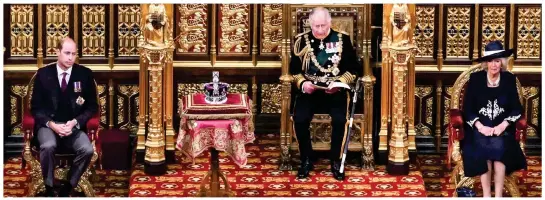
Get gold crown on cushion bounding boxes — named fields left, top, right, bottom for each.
left=204, top=71, right=229, bottom=104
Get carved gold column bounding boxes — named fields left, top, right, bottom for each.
left=381, top=4, right=417, bottom=175
left=74, top=4, right=79, bottom=64
left=138, top=4, right=175, bottom=175
left=108, top=4, right=114, bottom=69
left=210, top=4, right=217, bottom=66
left=387, top=47, right=413, bottom=175
left=108, top=79, right=114, bottom=129
left=252, top=76, right=258, bottom=125
left=362, top=4, right=375, bottom=170
left=507, top=4, right=515, bottom=70
left=435, top=80, right=442, bottom=152
left=472, top=4, right=480, bottom=64
left=37, top=4, right=44, bottom=68
left=163, top=4, right=175, bottom=164
left=278, top=4, right=293, bottom=170
left=378, top=4, right=393, bottom=164
left=436, top=4, right=444, bottom=70
left=136, top=32, right=148, bottom=162
left=136, top=4, right=149, bottom=163
left=406, top=4, right=417, bottom=158
left=362, top=75, right=376, bottom=170
left=252, top=4, right=258, bottom=66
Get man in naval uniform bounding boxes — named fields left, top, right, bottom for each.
left=290, top=7, right=360, bottom=180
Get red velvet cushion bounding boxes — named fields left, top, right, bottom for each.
left=22, top=110, right=35, bottom=140
left=181, top=93, right=251, bottom=115
left=515, top=117, right=527, bottom=141
left=449, top=109, right=464, bottom=140
left=100, top=129, right=130, bottom=143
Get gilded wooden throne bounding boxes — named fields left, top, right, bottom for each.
left=21, top=72, right=101, bottom=197
left=280, top=5, right=375, bottom=170
left=447, top=64, right=527, bottom=197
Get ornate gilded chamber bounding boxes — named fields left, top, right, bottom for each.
left=3, top=4, right=541, bottom=178
left=448, top=64, right=526, bottom=197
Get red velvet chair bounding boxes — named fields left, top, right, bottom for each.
left=447, top=64, right=527, bottom=197
left=21, top=72, right=101, bottom=197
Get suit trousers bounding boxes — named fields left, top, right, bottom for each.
left=292, top=90, right=349, bottom=162
left=37, top=126, right=94, bottom=187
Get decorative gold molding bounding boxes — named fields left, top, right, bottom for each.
left=445, top=6, right=472, bottom=59
left=3, top=61, right=283, bottom=71
left=176, top=4, right=208, bottom=54
left=252, top=4, right=258, bottom=66
left=45, top=5, right=70, bottom=57
left=9, top=5, right=34, bottom=57
left=516, top=6, right=541, bottom=59
left=81, top=5, right=106, bottom=57
left=415, top=5, right=435, bottom=58
left=117, top=4, right=141, bottom=56
left=109, top=4, right=114, bottom=68
left=210, top=4, right=217, bottom=66
left=172, top=61, right=281, bottom=68
left=3, top=64, right=140, bottom=71
left=38, top=4, right=44, bottom=67
left=261, top=4, right=282, bottom=55
left=435, top=80, right=442, bottom=152
left=218, top=4, right=250, bottom=54
left=261, top=84, right=282, bottom=114
left=472, top=4, right=479, bottom=61
left=437, top=4, right=444, bottom=70
left=414, top=65, right=542, bottom=73
left=74, top=4, right=79, bottom=63
left=108, top=79, right=114, bottom=128
left=481, top=6, right=507, bottom=54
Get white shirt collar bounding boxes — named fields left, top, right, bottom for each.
left=56, top=63, right=73, bottom=76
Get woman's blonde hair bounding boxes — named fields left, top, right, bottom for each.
left=481, top=57, right=508, bottom=71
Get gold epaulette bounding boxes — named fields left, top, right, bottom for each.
left=338, top=30, right=349, bottom=36
left=295, top=30, right=311, bottom=38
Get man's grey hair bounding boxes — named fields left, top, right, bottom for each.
left=309, top=7, right=332, bottom=24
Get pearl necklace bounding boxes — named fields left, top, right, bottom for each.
left=487, top=73, right=500, bottom=87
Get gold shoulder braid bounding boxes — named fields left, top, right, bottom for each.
left=293, top=30, right=310, bottom=57
left=303, top=33, right=343, bottom=76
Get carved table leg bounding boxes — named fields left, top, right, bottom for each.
left=198, top=148, right=232, bottom=197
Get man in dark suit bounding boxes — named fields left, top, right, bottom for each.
left=31, top=37, right=97, bottom=197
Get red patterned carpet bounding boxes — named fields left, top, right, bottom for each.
left=419, top=154, right=542, bottom=197
left=128, top=133, right=426, bottom=197
left=3, top=133, right=541, bottom=197
left=3, top=156, right=130, bottom=197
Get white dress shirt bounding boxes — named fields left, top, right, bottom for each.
left=57, top=64, right=73, bottom=86
left=46, top=64, right=79, bottom=130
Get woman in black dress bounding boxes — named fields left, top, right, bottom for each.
left=462, top=41, right=527, bottom=197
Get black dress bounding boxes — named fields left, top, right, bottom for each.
left=461, top=70, right=527, bottom=177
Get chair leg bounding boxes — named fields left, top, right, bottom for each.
left=504, top=176, right=521, bottom=197
left=78, top=178, right=96, bottom=197
left=24, top=152, right=45, bottom=197
left=27, top=160, right=45, bottom=197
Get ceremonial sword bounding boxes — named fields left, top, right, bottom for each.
left=339, top=77, right=363, bottom=173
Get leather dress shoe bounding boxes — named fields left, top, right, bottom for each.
left=45, top=185, right=55, bottom=197
left=330, top=160, right=346, bottom=181
left=58, top=182, right=73, bottom=197
left=297, top=158, right=314, bottom=179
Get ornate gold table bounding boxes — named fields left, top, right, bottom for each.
left=176, top=93, right=255, bottom=197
